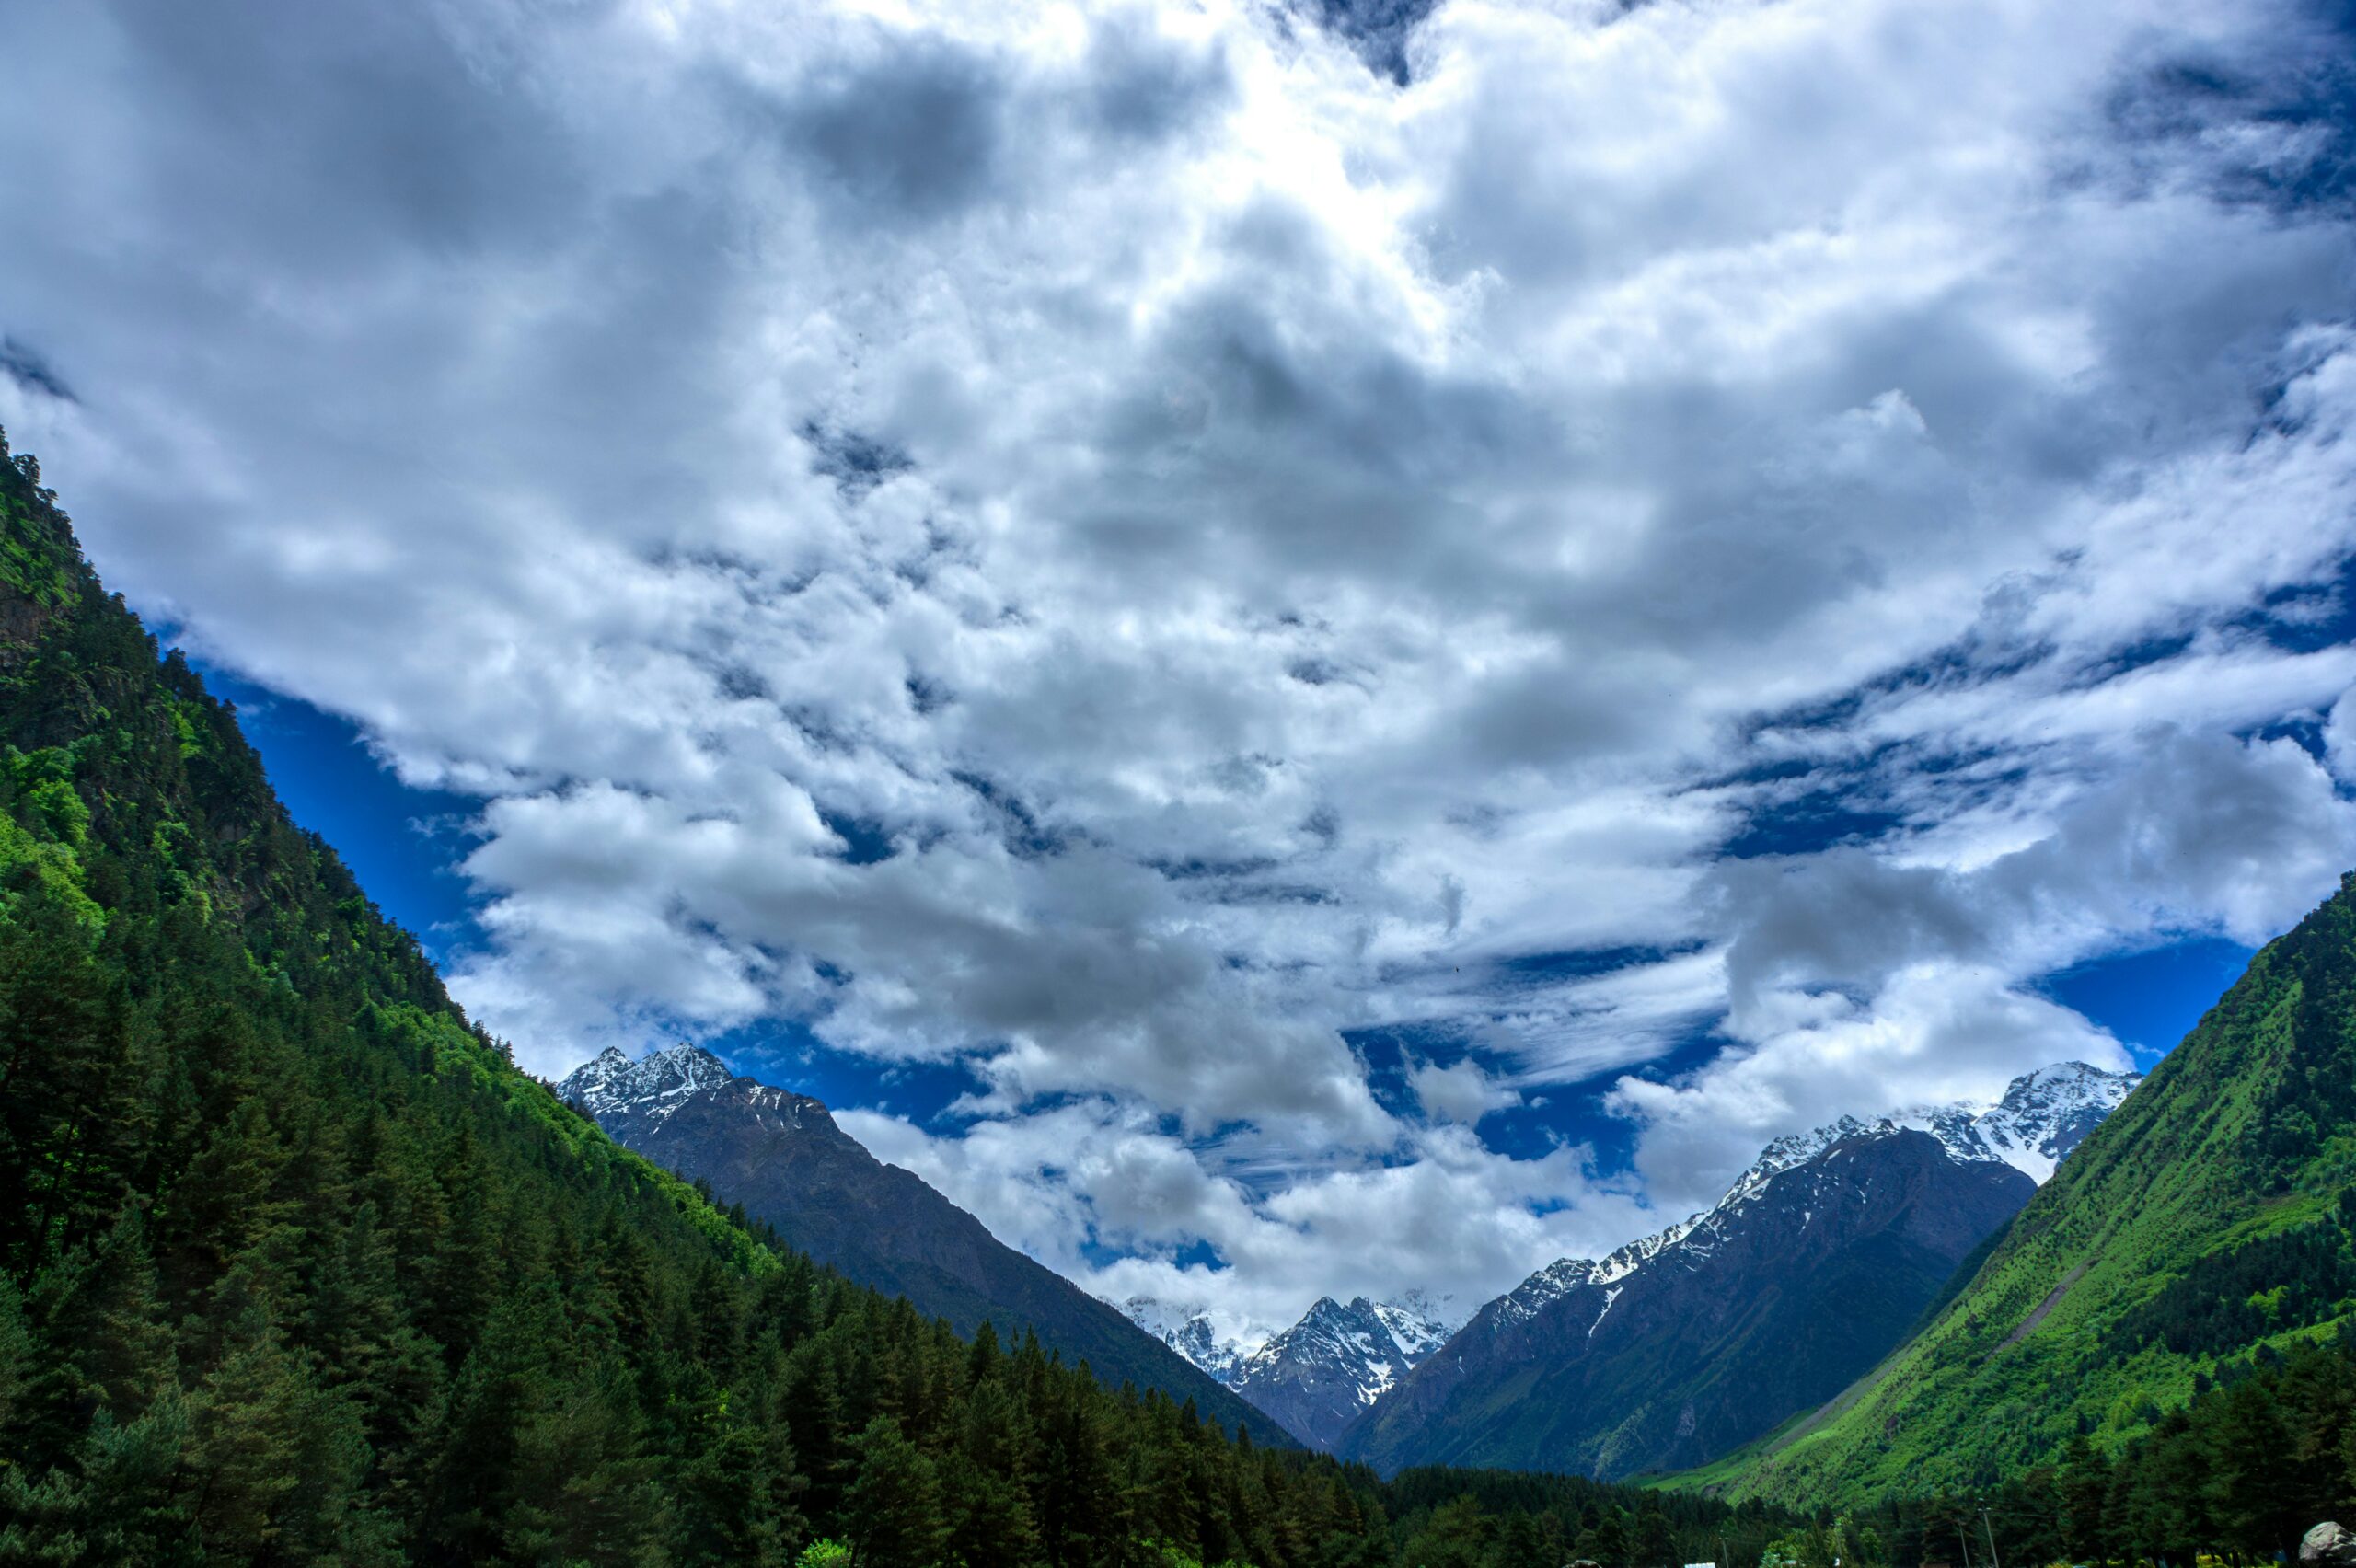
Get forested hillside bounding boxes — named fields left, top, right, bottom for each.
left=1705, top=876, right=2356, bottom=1505
left=1792, top=1331, right=2356, bottom=1568
left=0, top=431, right=1777, bottom=1565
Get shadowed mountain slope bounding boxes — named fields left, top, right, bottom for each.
left=559, top=1043, right=1285, bottom=1442
left=1342, top=1064, right=2134, bottom=1481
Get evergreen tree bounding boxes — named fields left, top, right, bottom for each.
left=1634, top=1505, right=1677, bottom=1568
left=844, top=1414, right=947, bottom=1568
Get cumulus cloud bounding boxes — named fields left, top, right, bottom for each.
left=1615, top=729, right=2356, bottom=1207
left=2325, top=688, right=2356, bottom=786
left=1409, top=1058, right=1522, bottom=1124
left=5, top=0, right=2355, bottom=1325
left=840, top=1097, right=1654, bottom=1345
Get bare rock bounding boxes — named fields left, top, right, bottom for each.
left=2301, top=1523, right=2356, bottom=1568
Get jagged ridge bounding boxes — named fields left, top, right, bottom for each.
left=1338, top=1063, right=2135, bottom=1480
left=560, top=1043, right=1289, bottom=1445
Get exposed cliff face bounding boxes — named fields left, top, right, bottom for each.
left=558, top=1045, right=1288, bottom=1444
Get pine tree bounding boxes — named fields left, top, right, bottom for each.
left=674, top=1414, right=806, bottom=1568
left=844, top=1414, right=947, bottom=1568
left=1403, top=1496, right=1492, bottom=1568
left=1590, top=1505, right=1633, bottom=1568
left=19, top=1212, right=176, bottom=1463
left=2057, top=1434, right=2109, bottom=1567
left=501, top=1377, right=671, bottom=1568
left=187, top=1304, right=387, bottom=1565
left=1634, top=1505, right=1678, bottom=1568
left=0, top=1389, right=199, bottom=1568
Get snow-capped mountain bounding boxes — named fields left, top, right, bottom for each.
left=1371, top=1293, right=1459, bottom=1358
left=1119, top=1297, right=1254, bottom=1386
left=1482, top=1062, right=2138, bottom=1332
left=1341, top=1060, right=2140, bottom=1479
left=1117, top=1289, right=1463, bottom=1448
left=1485, top=1216, right=1706, bottom=1330
left=1226, top=1295, right=1457, bottom=1448
left=1965, top=1060, right=2142, bottom=1181
left=1716, top=1059, right=2140, bottom=1214
left=563, top=1043, right=792, bottom=1128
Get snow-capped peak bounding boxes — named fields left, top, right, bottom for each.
left=1965, top=1060, right=2142, bottom=1182
left=1486, top=1060, right=2140, bottom=1332
left=1715, top=1061, right=2140, bottom=1205
left=1117, top=1297, right=1257, bottom=1385
left=1371, top=1296, right=1458, bottom=1357
left=1234, top=1294, right=1451, bottom=1401
left=1116, top=1289, right=1461, bottom=1405
left=558, top=1043, right=738, bottom=1120
left=1487, top=1211, right=1714, bottom=1330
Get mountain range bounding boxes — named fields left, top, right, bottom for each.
left=555, top=1043, right=1282, bottom=1443
left=1231, top=1294, right=1458, bottom=1450
left=1120, top=1291, right=1461, bottom=1449
left=1338, top=1062, right=2140, bottom=1479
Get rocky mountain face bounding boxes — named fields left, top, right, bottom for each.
left=1337, top=1062, right=2137, bottom=1481
left=1119, top=1291, right=1459, bottom=1449
left=1228, top=1296, right=1455, bottom=1449
left=557, top=1044, right=1286, bottom=1444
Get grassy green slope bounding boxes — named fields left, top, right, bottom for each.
left=1711, top=879, right=2356, bottom=1505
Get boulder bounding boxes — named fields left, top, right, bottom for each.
left=2302, top=1523, right=2356, bottom=1568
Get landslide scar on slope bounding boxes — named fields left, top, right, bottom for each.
left=2003, top=1262, right=2089, bottom=1348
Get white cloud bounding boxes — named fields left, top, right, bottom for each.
left=2330, top=688, right=2356, bottom=786
left=5, top=0, right=2354, bottom=1327
left=1409, top=1058, right=1522, bottom=1124
left=1615, top=729, right=2356, bottom=1208
left=840, top=1098, right=1657, bottom=1345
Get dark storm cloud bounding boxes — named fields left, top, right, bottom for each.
left=1294, top=0, right=1444, bottom=86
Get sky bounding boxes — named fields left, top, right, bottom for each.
left=2, top=0, right=2354, bottom=1348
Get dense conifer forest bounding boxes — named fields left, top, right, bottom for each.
left=0, top=430, right=1773, bottom=1565
left=1839, top=1330, right=2356, bottom=1568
